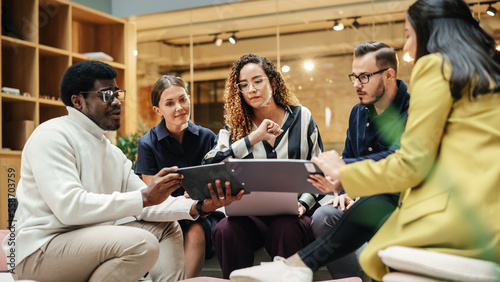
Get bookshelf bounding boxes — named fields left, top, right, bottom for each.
left=0, top=0, right=135, bottom=229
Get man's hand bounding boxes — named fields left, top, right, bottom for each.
left=323, top=194, right=357, bottom=211
left=141, top=167, right=183, bottom=207
left=311, top=150, right=346, bottom=193
left=192, top=180, right=245, bottom=216
left=248, top=119, right=283, bottom=145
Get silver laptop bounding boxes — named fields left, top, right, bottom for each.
left=224, top=191, right=299, bottom=216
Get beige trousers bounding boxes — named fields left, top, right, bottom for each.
left=13, top=221, right=185, bottom=282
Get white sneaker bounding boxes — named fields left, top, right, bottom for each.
left=229, top=256, right=313, bottom=282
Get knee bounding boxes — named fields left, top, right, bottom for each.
left=268, top=217, right=304, bottom=238
left=311, top=206, right=343, bottom=237
left=185, top=223, right=205, bottom=246
left=128, top=229, right=161, bottom=268
left=212, top=217, right=240, bottom=239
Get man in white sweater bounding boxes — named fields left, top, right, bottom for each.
left=2, top=60, right=242, bottom=282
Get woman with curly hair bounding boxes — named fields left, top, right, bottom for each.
left=230, top=0, right=500, bottom=281
left=203, top=53, right=324, bottom=278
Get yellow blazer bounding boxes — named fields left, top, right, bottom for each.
left=340, top=53, right=500, bottom=281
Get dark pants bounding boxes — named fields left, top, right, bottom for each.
left=311, top=204, right=363, bottom=279
left=298, top=194, right=399, bottom=272
left=212, top=215, right=315, bottom=278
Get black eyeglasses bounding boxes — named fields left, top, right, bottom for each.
left=79, top=90, right=126, bottom=103
left=348, top=68, right=388, bottom=84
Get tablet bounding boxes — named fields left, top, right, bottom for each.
left=226, top=159, right=324, bottom=194
left=178, top=163, right=248, bottom=201
left=177, top=159, right=325, bottom=201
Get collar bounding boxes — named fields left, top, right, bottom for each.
left=67, top=106, right=107, bottom=140
left=155, top=119, right=198, bottom=141
left=284, top=105, right=294, bottom=116
left=390, top=79, right=409, bottom=113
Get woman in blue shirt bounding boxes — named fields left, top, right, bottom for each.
left=134, top=75, right=228, bottom=278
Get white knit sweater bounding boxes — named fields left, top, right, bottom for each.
left=2, top=107, right=196, bottom=268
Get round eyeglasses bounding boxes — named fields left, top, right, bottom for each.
left=236, top=77, right=269, bottom=93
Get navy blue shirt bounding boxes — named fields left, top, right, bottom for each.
left=134, top=119, right=216, bottom=197
left=342, top=79, right=410, bottom=164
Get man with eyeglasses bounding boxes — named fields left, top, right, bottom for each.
left=5, top=60, right=241, bottom=282
left=305, top=41, right=411, bottom=280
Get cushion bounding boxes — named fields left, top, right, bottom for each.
left=383, top=272, right=442, bottom=282
left=378, top=246, right=500, bottom=282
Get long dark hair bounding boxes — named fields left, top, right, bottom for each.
left=408, top=0, right=500, bottom=99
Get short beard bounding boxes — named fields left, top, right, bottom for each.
left=360, top=78, right=385, bottom=106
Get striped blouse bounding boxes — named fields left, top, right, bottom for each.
left=203, top=105, right=324, bottom=211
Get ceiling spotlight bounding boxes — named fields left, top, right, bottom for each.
left=282, top=65, right=290, bottom=73
left=229, top=33, right=237, bottom=44
left=214, top=36, right=223, bottom=46
left=487, top=4, right=497, bottom=16
left=333, top=20, right=344, bottom=31
left=211, top=33, right=223, bottom=46
left=352, top=17, right=360, bottom=29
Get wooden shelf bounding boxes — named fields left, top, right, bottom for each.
left=0, top=150, right=22, bottom=156
left=0, top=0, right=134, bottom=229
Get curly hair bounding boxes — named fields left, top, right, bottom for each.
left=60, top=60, right=117, bottom=107
left=224, top=53, right=300, bottom=142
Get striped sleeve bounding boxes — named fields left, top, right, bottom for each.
left=203, top=125, right=252, bottom=164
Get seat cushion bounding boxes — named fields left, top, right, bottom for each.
left=378, top=246, right=500, bottom=282
left=383, top=272, right=442, bottom=282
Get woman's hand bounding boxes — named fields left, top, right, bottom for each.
left=311, top=150, right=346, bottom=193
left=248, top=119, right=283, bottom=145
left=307, top=174, right=338, bottom=192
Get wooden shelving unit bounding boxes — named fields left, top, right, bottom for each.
left=0, top=0, right=134, bottom=229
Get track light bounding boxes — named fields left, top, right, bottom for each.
left=351, top=17, right=360, bottom=29
left=229, top=33, right=237, bottom=44
left=211, top=33, right=223, bottom=46
left=214, top=35, right=223, bottom=46
left=487, top=4, right=497, bottom=16
left=333, top=20, right=344, bottom=31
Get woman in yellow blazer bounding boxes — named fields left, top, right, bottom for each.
left=314, top=0, right=500, bottom=280
left=229, top=0, right=500, bottom=281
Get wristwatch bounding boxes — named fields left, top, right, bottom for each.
left=196, top=200, right=209, bottom=216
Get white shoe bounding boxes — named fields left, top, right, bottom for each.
left=229, top=256, right=313, bottom=282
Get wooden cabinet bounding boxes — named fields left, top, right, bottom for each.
left=0, top=0, right=135, bottom=229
